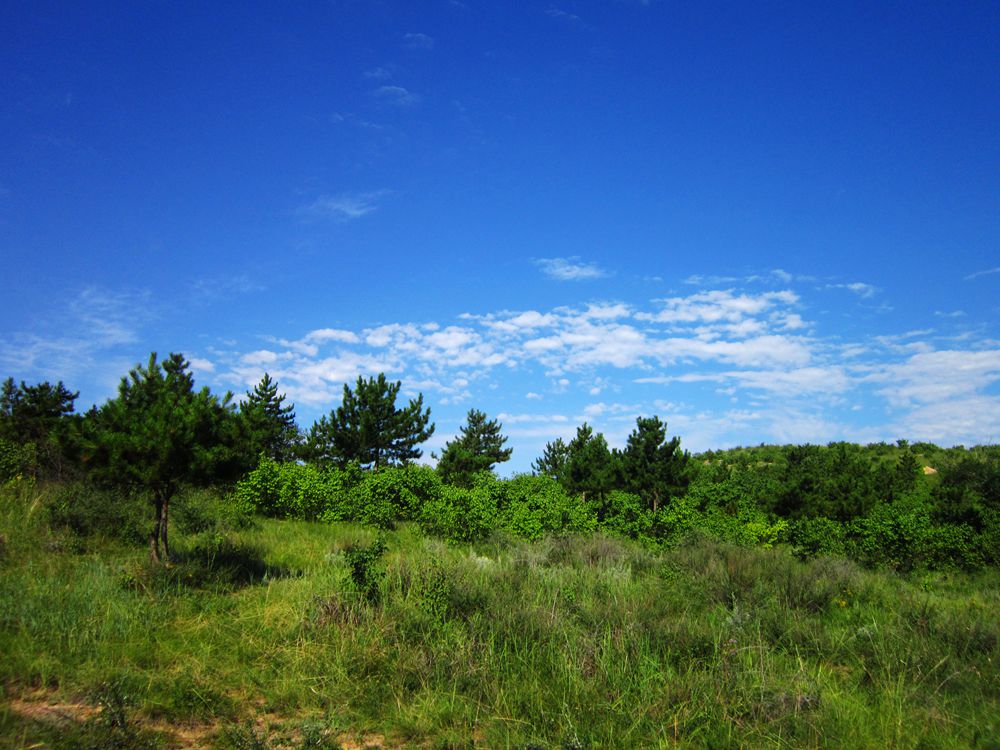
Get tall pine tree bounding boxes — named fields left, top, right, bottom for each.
left=239, top=373, right=299, bottom=463
left=304, top=373, right=433, bottom=470
left=616, top=416, right=689, bottom=512
left=436, top=408, right=512, bottom=486
left=83, top=353, right=241, bottom=562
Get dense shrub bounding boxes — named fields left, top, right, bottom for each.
left=0, top=438, right=36, bottom=483
left=343, top=536, right=387, bottom=605
left=848, top=500, right=929, bottom=571
left=344, top=465, right=443, bottom=528
left=418, top=473, right=595, bottom=543
left=227, top=451, right=999, bottom=571
left=789, top=516, right=847, bottom=560
left=596, top=490, right=654, bottom=542
left=233, top=458, right=359, bottom=520
left=499, top=473, right=596, bottom=540
left=419, top=480, right=498, bottom=542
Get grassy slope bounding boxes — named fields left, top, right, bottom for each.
left=1, top=483, right=999, bottom=749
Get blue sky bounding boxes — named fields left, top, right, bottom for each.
left=3, top=1, right=999, bottom=473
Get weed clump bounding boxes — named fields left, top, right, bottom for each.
left=343, top=536, right=387, bottom=605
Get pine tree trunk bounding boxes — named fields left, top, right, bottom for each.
left=149, top=497, right=163, bottom=563
left=160, top=497, right=170, bottom=562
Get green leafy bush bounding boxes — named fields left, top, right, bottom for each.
left=698, top=497, right=788, bottom=549
left=596, top=490, right=654, bottom=542
left=344, top=464, right=442, bottom=528
left=789, top=516, right=847, bottom=560
left=234, top=457, right=358, bottom=520
left=0, top=438, right=36, bottom=483
left=419, top=479, right=498, bottom=542
left=343, top=536, right=387, bottom=605
left=848, top=498, right=931, bottom=571
left=499, top=474, right=596, bottom=541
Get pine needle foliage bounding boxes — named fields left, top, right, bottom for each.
left=304, top=373, right=433, bottom=470
left=436, top=408, right=512, bottom=487
left=239, top=373, right=299, bottom=463
left=82, top=352, right=241, bottom=561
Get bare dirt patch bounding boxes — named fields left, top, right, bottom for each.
left=6, top=691, right=395, bottom=749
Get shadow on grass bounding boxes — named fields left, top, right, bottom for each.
left=123, top=535, right=295, bottom=594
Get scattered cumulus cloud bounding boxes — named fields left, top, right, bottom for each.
left=11, top=275, right=999, bottom=466
left=188, top=357, right=215, bottom=374
left=305, top=328, right=360, bottom=345
left=195, top=284, right=999, bottom=453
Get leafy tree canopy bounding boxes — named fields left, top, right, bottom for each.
left=304, top=373, right=434, bottom=471
left=437, top=408, right=512, bottom=486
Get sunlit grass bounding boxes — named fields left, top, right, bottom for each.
left=1, top=483, right=998, bottom=749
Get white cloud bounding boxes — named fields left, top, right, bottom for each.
left=964, top=267, right=1000, bottom=281
left=403, top=32, right=435, bottom=50
left=180, top=282, right=1000, bottom=457
left=298, top=191, right=389, bottom=221
left=873, top=349, right=1000, bottom=408
left=188, top=357, right=215, bottom=374
left=826, top=282, right=878, bottom=298
left=305, top=328, right=360, bottom=345
left=637, top=290, right=799, bottom=326
left=372, top=85, right=420, bottom=106
left=534, top=257, right=608, bottom=281
left=364, top=66, right=394, bottom=80
left=890, top=396, right=1000, bottom=446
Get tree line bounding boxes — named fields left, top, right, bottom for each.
left=0, top=354, right=515, bottom=560
left=3, top=351, right=999, bottom=571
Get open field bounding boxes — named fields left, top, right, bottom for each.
left=1, top=482, right=999, bottom=749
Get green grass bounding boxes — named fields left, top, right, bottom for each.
left=1, top=481, right=999, bottom=749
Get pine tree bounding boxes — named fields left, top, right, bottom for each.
left=304, top=373, right=434, bottom=470
left=532, top=437, right=570, bottom=483
left=83, top=353, right=241, bottom=562
left=564, top=423, right=616, bottom=502
left=535, top=424, right=615, bottom=501
left=616, top=416, right=688, bottom=512
left=437, top=408, right=512, bottom=486
left=239, top=373, right=299, bottom=463
left=1, top=377, right=80, bottom=478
